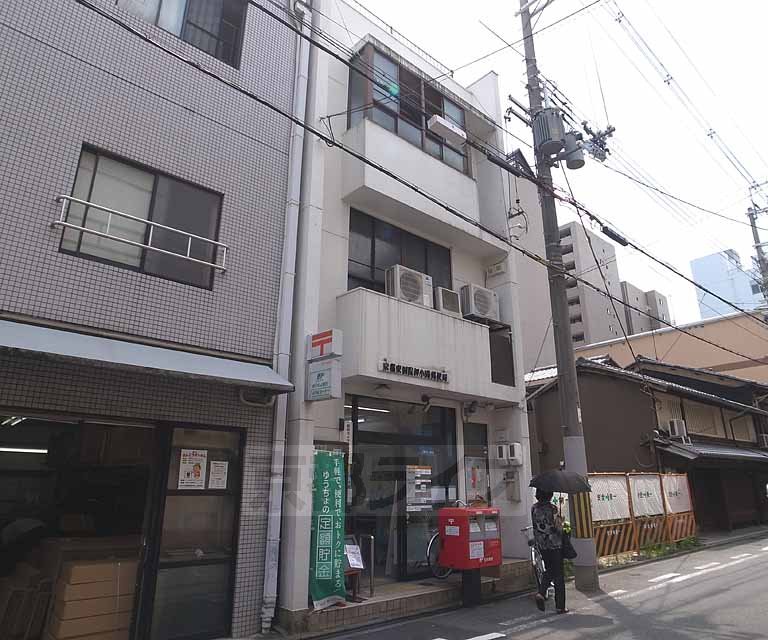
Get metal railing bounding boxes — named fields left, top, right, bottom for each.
left=52, top=195, right=228, bottom=272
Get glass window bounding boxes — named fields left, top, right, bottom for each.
left=444, top=99, right=464, bottom=128
left=683, top=400, right=727, bottom=438
left=119, top=0, right=246, bottom=67
left=373, top=51, right=399, bottom=108
left=350, top=46, right=469, bottom=174
left=60, top=149, right=222, bottom=288
left=143, top=176, right=221, bottom=287
left=489, top=328, right=515, bottom=386
left=372, top=106, right=396, bottom=132
left=443, top=145, right=466, bottom=173
left=348, top=210, right=451, bottom=294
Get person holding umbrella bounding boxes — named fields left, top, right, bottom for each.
left=529, top=470, right=591, bottom=614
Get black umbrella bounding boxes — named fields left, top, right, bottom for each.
left=529, top=470, right=591, bottom=494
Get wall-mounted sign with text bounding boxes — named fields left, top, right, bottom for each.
left=379, top=359, right=448, bottom=383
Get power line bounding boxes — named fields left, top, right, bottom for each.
left=443, top=0, right=604, bottom=78
left=602, top=164, right=768, bottom=232
left=69, top=0, right=768, bottom=368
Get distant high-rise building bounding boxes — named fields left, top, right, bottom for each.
left=620, top=282, right=670, bottom=335
left=690, top=250, right=763, bottom=319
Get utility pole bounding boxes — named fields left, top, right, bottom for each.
left=519, top=0, right=599, bottom=591
left=747, top=205, right=768, bottom=306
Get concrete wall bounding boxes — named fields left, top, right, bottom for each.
left=0, top=0, right=294, bottom=360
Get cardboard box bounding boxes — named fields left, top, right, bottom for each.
left=46, top=629, right=130, bottom=640
left=54, top=594, right=134, bottom=620
left=47, top=610, right=130, bottom=638
left=56, top=574, right=135, bottom=603
left=59, top=559, right=138, bottom=586
left=39, top=536, right=141, bottom=579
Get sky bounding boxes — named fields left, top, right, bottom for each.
left=348, top=0, right=768, bottom=324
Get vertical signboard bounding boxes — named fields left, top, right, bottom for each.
left=628, top=474, right=665, bottom=517
left=589, top=475, right=631, bottom=522
left=662, top=474, right=693, bottom=514
left=309, top=450, right=347, bottom=609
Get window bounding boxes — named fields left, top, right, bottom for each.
left=568, top=297, right=580, bottom=306
left=569, top=314, right=582, bottom=324
left=61, top=148, right=222, bottom=288
left=572, top=332, right=585, bottom=342
left=682, top=399, right=727, bottom=438
left=348, top=46, right=469, bottom=175
left=347, top=209, right=451, bottom=293
left=117, top=0, right=247, bottom=67
left=724, top=410, right=757, bottom=442
left=489, top=328, right=515, bottom=387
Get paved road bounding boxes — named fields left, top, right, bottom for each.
left=331, top=534, right=768, bottom=640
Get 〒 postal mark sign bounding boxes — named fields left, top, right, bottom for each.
left=629, top=474, right=664, bottom=517
left=589, top=475, right=631, bottom=522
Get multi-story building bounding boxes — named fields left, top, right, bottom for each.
left=277, top=0, right=532, bottom=632
left=559, top=221, right=623, bottom=347
left=0, top=1, right=297, bottom=638
left=690, top=249, right=763, bottom=319
left=620, top=282, right=670, bottom=335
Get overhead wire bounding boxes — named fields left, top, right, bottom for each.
left=69, top=0, right=768, bottom=368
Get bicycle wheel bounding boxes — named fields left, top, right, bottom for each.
left=426, top=532, right=453, bottom=579
left=531, top=548, right=545, bottom=594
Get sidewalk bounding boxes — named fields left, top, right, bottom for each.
left=697, top=523, right=768, bottom=548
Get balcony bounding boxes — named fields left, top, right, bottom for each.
left=342, top=119, right=503, bottom=258
left=337, top=288, right=522, bottom=404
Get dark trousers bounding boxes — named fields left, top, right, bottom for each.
left=539, top=548, right=566, bottom=611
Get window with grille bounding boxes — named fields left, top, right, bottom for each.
left=117, top=0, right=247, bottom=67
left=60, top=148, right=222, bottom=288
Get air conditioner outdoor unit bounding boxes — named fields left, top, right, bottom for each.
left=668, top=418, right=688, bottom=439
left=759, top=433, right=768, bottom=449
left=385, top=264, right=433, bottom=308
left=460, top=284, right=500, bottom=322
left=427, top=114, right=467, bottom=147
left=434, top=287, right=462, bottom=317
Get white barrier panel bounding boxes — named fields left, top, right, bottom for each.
left=589, top=475, right=631, bottom=522
left=662, top=474, right=693, bottom=514
left=629, top=474, right=665, bottom=516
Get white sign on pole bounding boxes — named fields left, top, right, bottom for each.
left=589, top=475, right=631, bottom=522
left=306, top=359, right=342, bottom=401
left=662, top=475, right=693, bottom=513
left=629, top=474, right=665, bottom=517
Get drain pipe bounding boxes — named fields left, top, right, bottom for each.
left=261, top=0, right=313, bottom=631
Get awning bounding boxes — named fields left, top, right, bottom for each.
left=655, top=438, right=768, bottom=463
left=0, top=320, right=293, bottom=392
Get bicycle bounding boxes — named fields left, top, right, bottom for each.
left=521, top=526, right=548, bottom=598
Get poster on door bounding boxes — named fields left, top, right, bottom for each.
left=406, top=465, right=432, bottom=512
left=178, top=449, right=207, bottom=489
left=464, top=457, right=488, bottom=502
left=589, top=475, right=631, bottom=522
left=629, top=474, right=665, bottom=516
left=208, top=461, right=229, bottom=490
left=662, top=474, right=693, bottom=513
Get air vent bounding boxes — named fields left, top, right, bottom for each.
left=435, top=287, right=462, bottom=317
left=460, top=284, right=500, bottom=322
left=385, top=265, right=434, bottom=308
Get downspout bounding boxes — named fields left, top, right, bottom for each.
left=261, top=1, right=313, bottom=631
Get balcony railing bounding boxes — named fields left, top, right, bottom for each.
left=52, top=195, right=228, bottom=272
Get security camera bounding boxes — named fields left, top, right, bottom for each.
left=421, top=394, right=432, bottom=413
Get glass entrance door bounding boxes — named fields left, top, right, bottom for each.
left=144, top=427, right=242, bottom=640
left=347, top=397, right=457, bottom=581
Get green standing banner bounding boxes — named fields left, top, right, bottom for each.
left=309, top=450, right=347, bottom=609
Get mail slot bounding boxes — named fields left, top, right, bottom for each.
left=438, top=507, right=502, bottom=570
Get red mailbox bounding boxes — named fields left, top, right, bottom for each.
left=437, top=506, right=502, bottom=570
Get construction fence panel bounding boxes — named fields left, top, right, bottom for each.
left=587, top=473, right=697, bottom=557
left=628, top=474, right=665, bottom=517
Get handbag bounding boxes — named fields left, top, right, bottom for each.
left=561, top=531, right=578, bottom=560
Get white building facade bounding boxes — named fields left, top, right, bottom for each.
left=277, top=0, right=532, bottom=631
